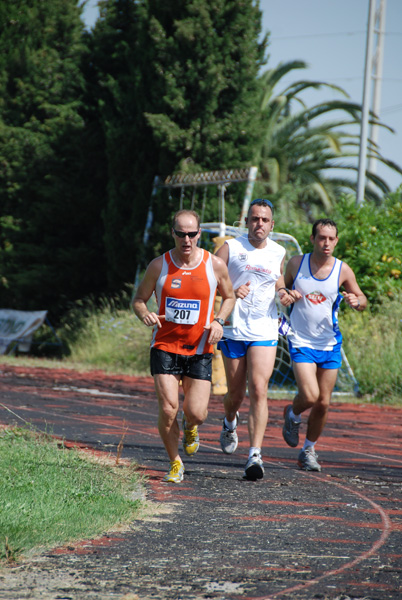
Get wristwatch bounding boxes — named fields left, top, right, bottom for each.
left=213, top=317, right=225, bottom=326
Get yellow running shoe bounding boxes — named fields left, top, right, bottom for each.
left=163, top=459, right=185, bottom=483
left=182, top=415, right=200, bottom=456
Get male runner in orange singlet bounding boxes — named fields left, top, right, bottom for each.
left=133, top=209, right=235, bottom=483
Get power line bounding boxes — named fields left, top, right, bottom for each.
left=271, top=31, right=402, bottom=41
left=381, top=103, right=402, bottom=114
left=271, top=31, right=366, bottom=40
left=330, top=77, right=402, bottom=82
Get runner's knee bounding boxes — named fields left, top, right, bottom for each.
left=248, top=379, right=269, bottom=401
left=159, top=401, right=178, bottom=424
left=184, top=407, right=207, bottom=426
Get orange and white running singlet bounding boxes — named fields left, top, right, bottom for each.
left=151, top=249, right=218, bottom=355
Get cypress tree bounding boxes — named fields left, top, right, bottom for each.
left=88, top=0, right=267, bottom=286
left=0, top=0, right=107, bottom=318
left=87, top=0, right=156, bottom=290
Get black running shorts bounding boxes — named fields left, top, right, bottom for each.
left=150, top=348, right=213, bottom=381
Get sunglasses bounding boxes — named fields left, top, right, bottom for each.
left=173, top=229, right=199, bottom=239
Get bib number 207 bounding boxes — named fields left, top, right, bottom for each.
left=174, top=309, right=190, bottom=320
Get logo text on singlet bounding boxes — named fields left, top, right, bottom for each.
left=306, top=291, right=326, bottom=305
left=245, top=264, right=272, bottom=274
left=165, top=297, right=200, bottom=325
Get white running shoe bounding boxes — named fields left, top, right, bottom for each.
left=298, top=447, right=321, bottom=472
left=220, top=412, right=239, bottom=454
left=243, top=453, right=264, bottom=481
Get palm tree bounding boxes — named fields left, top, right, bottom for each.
left=254, top=61, right=402, bottom=222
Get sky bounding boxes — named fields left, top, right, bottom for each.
left=81, top=0, right=402, bottom=193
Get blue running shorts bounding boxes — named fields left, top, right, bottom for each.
left=288, top=341, right=342, bottom=369
left=218, top=338, right=277, bottom=359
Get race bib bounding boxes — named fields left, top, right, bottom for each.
left=165, top=298, right=200, bottom=325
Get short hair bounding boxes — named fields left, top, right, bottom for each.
left=247, top=198, right=274, bottom=218
left=312, top=218, right=338, bottom=238
left=172, top=209, right=200, bottom=230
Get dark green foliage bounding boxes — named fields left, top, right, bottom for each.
left=89, top=0, right=267, bottom=283
left=86, top=0, right=158, bottom=288
left=144, top=0, right=266, bottom=168
left=0, top=0, right=268, bottom=318
left=0, top=0, right=108, bottom=319
left=144, top=0, right=267, bottom=256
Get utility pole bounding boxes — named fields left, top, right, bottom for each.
left=368, top=0, right=387, bottom=175
left=357, top=0, right=376, bottom=205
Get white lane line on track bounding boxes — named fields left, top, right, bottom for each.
left=256, top=476, right=392, bottom=600
left=53, top=386, right=138, bottom=399
left=312, top=440, right=402, bottom=465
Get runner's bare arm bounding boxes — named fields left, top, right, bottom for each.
left=276, top=256, right=302, bottom=306
left=215, top=242, right=229, bottom=265
left=283, top=255, right=303, bottom=302
left=215, top=241, right=251, bottom=299
left=205, top=255, right=236, bottom=344
left=132, top=257, right=164, bottom=328
left=339, top=262, right=367, bottom=311
left=213, top=255, right=235, bottom=320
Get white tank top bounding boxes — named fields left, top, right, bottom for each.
left=288, top=253, right=343, bottom=350
left=223, top=235, right=286, bottom=341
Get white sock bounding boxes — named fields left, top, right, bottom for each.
left=224, top=417, right=237, bottom=431
left=302, top=438, right=316, bottom=451
left=248, top=447, right=261, bottom=459
left=290, top=408, right=301, bottom=422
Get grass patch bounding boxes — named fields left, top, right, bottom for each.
left=58, top=294, right=152, bottom=375
left=0, top=426, right=146, bottom=563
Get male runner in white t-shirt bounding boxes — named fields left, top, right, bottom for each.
left=282, top=218, right=367, bottom=471
left=216, top=199, right=299, bottom=480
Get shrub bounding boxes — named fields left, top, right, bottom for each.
left=59, top=293, right=152, bottom=374
left=341, top=291, right=402, bottom=403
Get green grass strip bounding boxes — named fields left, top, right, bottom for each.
left=0, top=427, right=145, bottom=562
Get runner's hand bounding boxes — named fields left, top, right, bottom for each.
left=278, top=289, right=302, bottom=306
left=204, top=321, right=224, bottom=344
left=235, top=281, right=251, bottom=299
left=342, top=291, right=360, bottom=310
left=142, top=312, right=164, bottom=328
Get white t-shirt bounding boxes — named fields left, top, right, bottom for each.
left=288, top=253, right=343, bottom=350
left=223, top=235, right=285, bottom=341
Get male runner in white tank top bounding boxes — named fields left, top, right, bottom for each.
left=282, top=219, right=367, bottom=471
left=216, top=199, right=299, bottom=480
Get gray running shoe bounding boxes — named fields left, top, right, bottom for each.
left=243, top=454, right=264, bottom=481
left=282, top=404, right=301, bottom=447
left=298, top=447, right=322, bottom=472
left=220, top=412, right=239, bottom=454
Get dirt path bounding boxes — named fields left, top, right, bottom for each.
left=0, top=364, right=401, bottom=600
